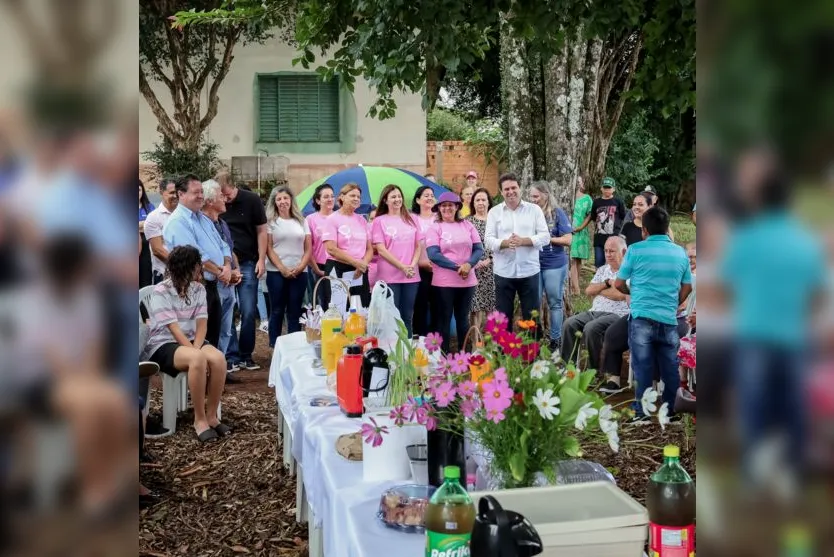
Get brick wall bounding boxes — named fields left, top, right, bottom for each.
left=426, top=140, right=502, bottom=195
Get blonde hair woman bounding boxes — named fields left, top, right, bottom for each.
left=264, top=187, right=311, bottom=347
left=322, top=183, right=373, bottom=306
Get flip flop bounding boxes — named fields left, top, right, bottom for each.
left=212, top=423, right=232, bottom=437
left=196, top=428, right=219, bottom=443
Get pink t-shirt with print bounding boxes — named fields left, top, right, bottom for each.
left=306, top=212, right=331, bottom=266
left=371, top=214, right=422, bottom=284
left=321, top=211, right=369, bottom=261
left=415, top=214, right=435, bottom=266
left=425, top=220, right=481, bottom=288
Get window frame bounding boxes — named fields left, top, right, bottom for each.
left=253, top=71, right=356, bottom=154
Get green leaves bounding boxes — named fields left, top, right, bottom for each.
left=561, top=436, right=581, bottom=457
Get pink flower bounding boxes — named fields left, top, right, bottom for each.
left=425, top=332, right=443, bottom=353
left=485, top=319, right=503, bottom=337
left=436, top=356, right=453, bottom=375
left=486, top=407, right=506, bottom=423
left=487, top=310, right=509, bottom=329
left=427, top=373, right=445, bottom=391
left=482, top=380, right=513, bottom=413
left=403, top=395, right=419, bottom=421
left=496, top=332, right=523, bottom=357
left=493, top=367, right=507, bottom=382
left=414, top=405, right=428, bottom=425
left=361, top=417, right=389, bottom=447
left=389, top=406, right=406, bottom=426
left=458, top=380, right=477, bottom=398
left=450, top=351, right=470, bottom=375
left=432, top=380, right=457, bottom=408
left=460, top=398, right=481, bottom=418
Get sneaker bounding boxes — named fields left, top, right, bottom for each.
left=227, top=361, right=240, bottom=373
left=547, top=339, right=561, bottom=353
left=599, top=381, right=625, bottom=394
left=144, top=416, right=170, bottom=438
left=241, top=359, right=260, bottom=371
left=628, top=414, right=652, bottom=425
left=258, top=322, right=269, bottom=333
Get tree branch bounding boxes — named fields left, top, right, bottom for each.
left=139, top=65, right=182, bottom=145
left=199, top=26, right=240, bottom=132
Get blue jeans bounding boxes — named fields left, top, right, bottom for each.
left=226, top=260, right=258, bottom=363
left=734, top=342, right=807, bottom=481
left=594, top=246, right=605, bottom=268
left=540, top=265, right=568, bottom=342
left=628, top=317, right=680, bottom=415
left=217, top=282, right=236, bottom=355
left=266, top=270, right=306, bottom=347
left=389, top=282, right=420, bottom=337
left=257, top=277, right=268, bottom=321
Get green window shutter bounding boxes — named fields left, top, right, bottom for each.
left=258, top=74, right=340, bottom=143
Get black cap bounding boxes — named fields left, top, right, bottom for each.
left=346, top=344, right=362, bottom=355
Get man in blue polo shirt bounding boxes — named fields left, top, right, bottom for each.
left=614, top=207, right=692, bottom=419
left=163, top=174, right=232, bottom=347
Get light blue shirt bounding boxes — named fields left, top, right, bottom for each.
left=720, top=212, right=825, bottom=349
left=618, top=235, right=692, bottom=326
left=163, top=204, right=231, bottom=281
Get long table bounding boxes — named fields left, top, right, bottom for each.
left=268, top=332, right=426, bottom=557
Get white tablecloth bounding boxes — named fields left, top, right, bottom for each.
left=270, top=333, right=427, bottom=556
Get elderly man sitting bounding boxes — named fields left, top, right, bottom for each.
left=560, top=236, right=630, bottom=369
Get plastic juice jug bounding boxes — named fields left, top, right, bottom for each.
left=336, top=344, right=364, bottom=417
left=324, top=328, right=349, bottom=375
left=344, top=308, right=366, bottom=340
left=646, top=445, right=696, bottom=557
left=425, top=465, right=476, bottom=557
left=321, top=303, right=343, bottom=344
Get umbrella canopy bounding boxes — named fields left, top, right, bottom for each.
left=295, top=166, right=450, bottom=215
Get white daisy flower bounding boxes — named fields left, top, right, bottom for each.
left=574, top=402, right=598, bottom=430
left=598, top=404, right=617, bottom=433
left=530, top=360, right=549, bottom=379
left=641, top=387, right=659, bottom=416
left=607, top=428, right=620, bottom=452
left=658, top=402, right=670, bottom=431
left=532, top=388, right=561, bottom=421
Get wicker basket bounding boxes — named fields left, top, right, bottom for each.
left=304, top=275, right=351, bottom=344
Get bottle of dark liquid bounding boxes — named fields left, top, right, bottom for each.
left=646, top=445, right=696, bottom=557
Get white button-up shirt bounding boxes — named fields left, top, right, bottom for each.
left=485, top=200, right=550, bottom=279
left=143, top=203, right=174, bottom=276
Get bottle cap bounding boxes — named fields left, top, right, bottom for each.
left=333, top=327, right=342, bottom=332
left=444, top=465, right=460, bottom=479
left=663, top=445, right=679, bottom=458
left=350, top=308, right=356, bottom=313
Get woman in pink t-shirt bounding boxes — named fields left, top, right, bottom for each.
left=426, top=192, right=484, bottom=352
left=371, top=185, right=422, bottom=335
left=411, top=185, right=436, bottom=336
left=322, top=183, right=373, bottom=306
left=305, top=183, right=335, bottom=306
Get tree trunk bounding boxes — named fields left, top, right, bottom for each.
left=542, top=26, right=600, bottom=211
left=500, top=14, right=536, bottom=187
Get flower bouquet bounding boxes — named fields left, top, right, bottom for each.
left=362, top=311, right=636, bottom=489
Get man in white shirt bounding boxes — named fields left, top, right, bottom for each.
left=143, top=178, right=178, bottom=284
left=485, top=173, right=550, bottom=322
left=560, top=236, right=630, bottom=369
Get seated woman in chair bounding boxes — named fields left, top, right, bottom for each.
left=143, top=245, right=230, bottom=442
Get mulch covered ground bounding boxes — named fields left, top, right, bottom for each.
left=139, top=330, right=695, bottom=556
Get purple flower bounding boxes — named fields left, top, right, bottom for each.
left=360, top=416, right=389, bottom=447
left=403, top=395, right=419, bottom=421
left=460, top=398, right=481, bottom=418
left=449, top=351, right=470, bottom=375
left=424, top=409, right=438, bottom=431
left=482, top=380, right=513, bottom=413
left=427, top=373, right=445, bottom=391
left=425, top=332, right=443, bottom=353
left=432, top=380, right=457, bottom=408
left=458, top=380, right=477, bottom=398
left=493, top=367, right=508, bottom=382
left=435, top=355, right=453, bottom=375
left=485, top=407, right=506, bottom=423
left=389, top=406, right=406, bottom=427
left=414, top=405, right=428, bottom=425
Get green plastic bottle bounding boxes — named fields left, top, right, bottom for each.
left=646, top=445, right=696, bottom=557
left=425, top=466, right=476, bottom=557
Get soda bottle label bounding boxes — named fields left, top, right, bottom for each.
left=649, top=522, right=695, bottom=557
left=425, top=531, right=471, bottom=557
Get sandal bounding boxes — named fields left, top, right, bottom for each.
left=196, top=428, right=219, bottom=443
left=212, top=423, right=232, bottom=437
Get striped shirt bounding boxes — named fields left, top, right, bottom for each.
left=617, top=235, right=692, bottom=325
left=144, top=279, right=208, bottom=359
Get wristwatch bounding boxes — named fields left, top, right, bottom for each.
left=604, top=278, right=611, bottom=288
